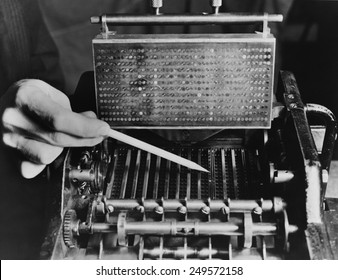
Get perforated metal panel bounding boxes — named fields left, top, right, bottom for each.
left=93, top=34, right=275, bottom=129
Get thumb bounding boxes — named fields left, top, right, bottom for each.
left=20, top=161, right=46, bottom=179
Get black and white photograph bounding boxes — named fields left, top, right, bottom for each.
left=1, top=0, right=338, bottom=277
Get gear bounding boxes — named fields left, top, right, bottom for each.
left=63, top=210, right=79, bottom=248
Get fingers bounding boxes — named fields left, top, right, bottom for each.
left=13, top=80, right=109, bottom=138
left=0, top=79, right=110, bottom=179
left=2, top=108, right=105, bottom=147
left=2, top=133, right=62, bottom=179
left=3, top=133, right=63, bottom=165
left=14, top=79, right=71, bottom=110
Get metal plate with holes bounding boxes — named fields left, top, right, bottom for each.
left=93, top=34, right=275, bottom=129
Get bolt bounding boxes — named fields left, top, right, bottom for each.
left=177, top=206, right=187, bottom=215
left=152, top=0, right=163, bottom=8
left=210, top=0, right=222, bottom=14
left=201, top=206, right=210, bottom=215
left=107, top=205, right=114, bottom=213
left=183, top=227, right=190, bottom=234
left=135, top=205, right=145, bottom=213
left=221, top=206, right=230, bottom=215
left=211, top=0, right=222, bottom=7
left=322, top=169, right=329, bottom=184
left=253, top=206, right=263, bottom=215
left=72, top=178, right=79, bottom=184
left=152, top=0, right=163, bottom=15
left=154, top=206, right=164, bottom=215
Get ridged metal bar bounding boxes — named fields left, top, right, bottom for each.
left=241, top=149, right=248, bottom=196
left=131, top=150, right=141, bottom=199
left=221, top=149, right=228, bottom=198
left=209, top=149, right=216, bottom=199
left=153, top=156, right=161, bottom=198
left=120, top=150, right=131, bottom=198
left=142, top=153, right=151, bottom=199
left=197, top=149, right=202, bottom=199
left=231, top=149, right=239, bottom=199
left=164, top=159, right=171, bottom=199
left=105, top=149, right=118, bottom=198
left=175, top=150, right=181, bottom=199
left=186, top=149, right=191, bottom=199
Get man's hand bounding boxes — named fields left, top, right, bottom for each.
left=0, top=79, right=110, bottom=179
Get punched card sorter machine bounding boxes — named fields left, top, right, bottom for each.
left=42, top=0, right=338, bottom=260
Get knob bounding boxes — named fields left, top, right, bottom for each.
left=210, top=0, right=222, bottom=14
left=151, top=0, right=163, bottom=15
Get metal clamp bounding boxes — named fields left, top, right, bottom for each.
left=305, top=103, right=337, bottom=171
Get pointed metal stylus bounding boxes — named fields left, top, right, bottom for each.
left=106, top=128, right=209, bottom=173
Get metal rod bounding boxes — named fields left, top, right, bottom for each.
left=186, top=149, right=191, bottom=199
left=159, top=236, right=164, bottom=260
left=241, top=149, right=248, bottom=196
left=197, top=149, right=202, bottom=199
left=221, top=149, right=228, bottom=198
left=104, top=198, right=283, bottom=213
left=208, top=237, right=212, bottom=259
left=143, top=246, right=227, bottom=259
left=120, top=149, right=131, bottom=198
left=210, top=149, right=216, bottom=199
left=89, top=220, right=278, bottom=236
left=153, top=156, right=161, bottom=198
left=164, top=159, right=171, bottom=199
left=131, top=150, right=141, bottom=199
left=176, top=150, right=181, bottom=199
left=142, top=153, right=151, bottom=199
left=231, top=149, right=239, bottom=199
left=142, top=246, right=281, bottom=260
left=105, top=149, right=118, bottom=198
left=91, top=13, right=283, bottom=26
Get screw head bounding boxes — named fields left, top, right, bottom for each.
left=253, top=206, right=263, bottom=215
left=221, top=206, right=230, bottom=215
left=154, top=206, right=164, bottom=215
left=201, top=206, right=210, bottom=215
left=107, top=205, right=114, bottom=213
left=135, top=205, right=145, bottom=213
left=177, top=206, right=187, bottom=215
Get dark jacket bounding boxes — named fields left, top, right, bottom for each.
left=0, top=0, right=63, bottom=259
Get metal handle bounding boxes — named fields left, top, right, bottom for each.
left=91, top=13, right=283, bottom=26
left=306, top=103, right=337, bottom=171
left=91, top=12, right=283, bottom=38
